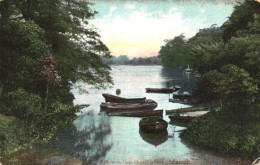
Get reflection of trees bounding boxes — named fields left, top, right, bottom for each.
left=49, top=112, right=112, bottom=164
left=161, top=66, right=198, bottom=92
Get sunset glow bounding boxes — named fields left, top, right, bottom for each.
left=90, top=0, right=242, bottom=58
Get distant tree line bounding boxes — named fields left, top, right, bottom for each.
left=102, top=55, right=161, bottom=65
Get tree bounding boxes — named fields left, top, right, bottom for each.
left=222, top=0, right=260, bottom=42
left=34, top=53, right=61, bottom=112
left=159, top=34, right=189, bottom=66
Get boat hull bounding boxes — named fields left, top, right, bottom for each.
left=168, top=115, right=195, bottom=123
left=166, top=107, right=207, bottom=114
left=102, top=93, right=146, bottom=103
left=173, top=94, right=193, bottom=99
left=146, top=88, right=178, bottom=93
left=104, top=103, right=157, bottom=113
left=139, top=117, right=168, bottom=133
left=108, top=110, right=163, bottom=117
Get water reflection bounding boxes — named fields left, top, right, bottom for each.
left=50, top=112, right=112, bottom=164
left=161, top=66, right=198, bottom=93
left=139, top=130, right=168, bottom=147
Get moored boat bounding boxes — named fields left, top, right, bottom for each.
left=173, top=93, right=193, bottom=99
left=169, top=98, right=199, bottom=105
left=139, top=117, right=168, bottom=133
left=168, top=115, right=195, bottom=123
left=139, top=129, right=168, bottom=146
left=101, top=99, right=157, bottom=111
left=103, top=102, right=158, bottom=113
left=145, top=87, right=179, bottom=93
left=102, top=93, right=146, bottom=103
left=166, top=106, right=207, bottom=114
left=168, top=111, right=208, bottom=123
left=107, top=110, right=163, bottom=117
left=185, top=65, right=192, bottom=73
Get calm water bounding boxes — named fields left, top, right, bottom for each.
left=50, top=66, right=248, bottom=164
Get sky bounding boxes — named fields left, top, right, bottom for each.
left=89, top=0, right=244, bottom=58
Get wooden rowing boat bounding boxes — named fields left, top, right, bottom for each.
left=101, top=99, right=157, bottom=111
left=103, top=102, right=158, bottom=113
left=173, top=93, right=193, bottom=99
left=139, top=129, right=168, bottom=146
left=102, top=93, right=146, bottom=103
left=168, top=111, right=208, bottom=123
left=166, top=107, right=207, bottom=114
left=168, top=115, right=195, bottom=123
left=169, top=98, right=199, bottom=105
left=139, top=117, right=168, bottom=133
left=145, top=87, right=179, bottom=93
left=107, top=110, right=163, bottom=117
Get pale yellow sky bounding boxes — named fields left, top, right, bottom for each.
left=90, top=0, right=245, bottom=58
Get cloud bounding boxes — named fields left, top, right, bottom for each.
left=104, top=6, right=117, bottom=18
left=126, top=4, right=136, bottom=10
left=169, top=7, right=178, bottom=13
left=110, top=6, right=117, bottom=12
left=93, top=10, right=206, bottom=57
left=200, top=6, right=206, bottom=14
left=91, top=2, right=233, bottom=58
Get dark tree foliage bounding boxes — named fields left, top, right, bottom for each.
left=34, top=53, right=61, bottom=87
left=0, top=0, right=113, bottom=148
left=159, top=34, right=190, bottom=66
left=222, top=0, right=260, bottom=42
left=182, top=1, right=260, bottom=157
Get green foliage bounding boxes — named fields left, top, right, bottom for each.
left=0, top=88, right=42, bottom=120
left=0, top=115, right=26, bottom=156
left=195, top=65, right=258, bottom=103
left=0, top=88, right=78, bottom=145
left=190, top=43, right=223, bottom=74
left=181, top=0, right=260, bottom=159
left=188, top=25, right=223, bottom=46
left=0, top=0, right=113, bottom=155
left=222, top=0, right=260, bottom=41
left=0, top=20, right=48, bottom=93
left=159, top=34, right=190, bottom=66
left=181, top=106, right=260, bottom=157
left=159, top=25, right=223, bottom=67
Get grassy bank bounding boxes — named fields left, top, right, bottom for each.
left=180, top=108, right=260, bottom=159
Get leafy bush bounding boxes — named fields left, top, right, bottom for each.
left=181, top=107, right=260, bottom=158
left=0, top=88, right=78, bottom=142
left=0, top=88, right=42, bottom=121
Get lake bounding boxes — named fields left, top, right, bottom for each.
left=50, top=65, right=249, bottom=164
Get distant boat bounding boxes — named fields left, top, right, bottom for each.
left=145, top=87, right=179, bottom=93
left=174, top=85, right=181, bottom=90
left=192, top=72, right=201, bottom=78
left=107, top=110, right=163, bottom=117
left=139, top=117, right=168, bottom=133
left=102, top=93, right=146, bottom=103
left=185, top=65, right=192, bottom=73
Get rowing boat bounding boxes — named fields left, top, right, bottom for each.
left=139, top=117, right=168, bottom=133
left=102, top=93, right=146, bottom=103
left=107, top=110, right=163, bottom=117
left=166, top=107, right=207, bottom=114
left=145, top=87, right=179, bottom=93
